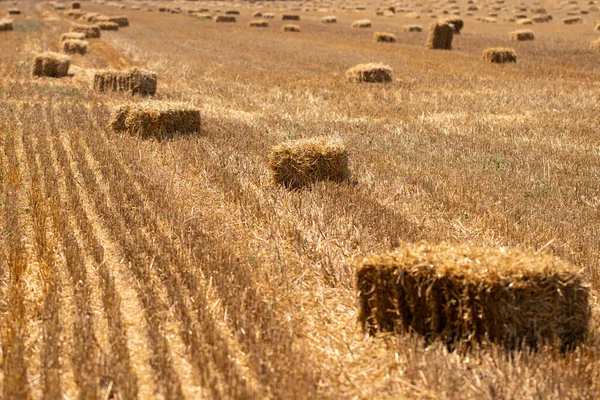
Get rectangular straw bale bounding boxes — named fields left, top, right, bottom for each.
left=110, top=101, right=200, bottom=138
left=509, top=30, right=534, bottom=40
left=482, top=47, right=517, bottom=63
left=32, top=52, right=70, bottom=78
left=108, top=16, right=129, bottom=26
left=249, top=19, right=268, bottom=27
left=72, top=2, right=81, bottom=9
left=7, top=9, right=21, bottom=15
left=94, top=68, right=157, bottom=96
left=62, top=38, right=88, bottom=55
left=441, top=17, right=463, bottom=33
left=0, top=18, right=14, bottom=31
left=215, top=15, right=236, bottom=22
left=268, top=136, right=350, bottom=189
left=321, top=15, right=337, bottom=23
left=70, top=23, right=101, bottom=38
left=282, top=14, right=300, bottom=20
left=283, top=24, right=300, bottom=32
left=98, top=21, right=119, bottom=30
left=403, top=24, right=422, bottom=32
left=352, top=19, right=372, bottom=27
left=426, top=21, right=453, bottom=49
left=346, top=63, right=392, bottom=82
left=357, top=242, right=591, bottom=350
left=61, top=32, right=85, bottom=41
left=373, top=32, right=397, bottom=42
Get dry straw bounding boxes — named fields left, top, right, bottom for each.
left=442, top=17, right=463, bottom=33
left=60, top=32, right=85, bottom=41
left=426, top=21, right=453, bottom=49
left=509, top=30, right=534, bottom=41
left=249, top=19, right=268, bottom=27
left=72, top=2, right=80, bottom=9
left=373, top=32, right=397, bottom=42
left=7, top=8, right=21, bottom=15
left=356, top=242, right=591, bottom=350
left=94, top=68, right=157, bottom=96
left=590, top=38, right=600, bottom=50
left=517, top=18, right=533, bottom=25
left=215, top=15, right=236, bottom=23
left=595, top=22, right=600, bottom=31
left=346, top=63, right=392, bottom=83
left=403, top=24, right=422, bottom=32
left=110, top=101, right=200, bottom=139
left=70, top=23, right=101, bottom=38
left=62, top=39, right=88, bottom=55
left=282, top=14, right=300, bottom=20
left=563, top=17, right=583, bottom=24
left=32, top=52, right=70, bottom=78
left=321, top=15, right=337, bottom=23
left=98, top=21, right=119, bottom=30
left=225, top=10, right=240, bottom=15
left=483, top=47, right=517, bottom=63
left=263, top=13, right=275, bottom=19
left=283, top=24, right=300, bottom=32
left=268, top=136, right=350, bottom=189
left=0, top=19, right=13, bottom=31
left=252, top=11, right=262, bottom=18
left=352, top=19, right=372, bottom=28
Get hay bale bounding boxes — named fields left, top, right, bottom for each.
left=283, top=24, right=300, bottom=32
left=426, top=21, right=453, bottom=50
left=374, top=32, right=397, bottom=42
left=321, top=15, right=337, bottom=23
left=590, top=38, right=600, bottom=50
left=62, top=39, right=88, bottom=55
left=252, top=11, right=262, bottom=17
left=483, top=47, right=517, bottom=63
left=356, top=242, right=591, bottom=350
left=31, top=52, right=70, bottom=78
left=108, top=16, right=128, bottom=27
left=7, top=8, right=20, bottom=15
left=94, top=68, right=157, bottom=96
left=72, top=2, right=80, bottom=9
left=352, top=19, right=372, bottom=28
left=282, top=14, right=300, bottom=20
left=195, top=14, right=212, bottom=20
left=563, top=16, right=583, bottom=23
left=84, top=12, right=99, bottom=22
left=60, top=31, right=85, bottom=41
left=225, top=10, right=240, bottom=15
left=594, top=22, right=600, bottom=31
left=263, top=13, right=275, bottom=19
left=346, top=63, right=392, bottom=83
left=403, top=24, right=422, bottom=32
left=517, top=18, right=533, bottom=24
left=510, top=30, right=534, bottom=40
left=70, top=23, right=101, bottom=38
left=215, top=15, right=236, bottom=22
left=0, top=18, right=14, bottom=31
left=98, top=21, right=119, bottom=30
left=442, top=17, right=463, bottom=33
left=268, top=137, right=350, bottom=189
left=249, top=19, right=268, bottom=27
left=110, top=101, right=200, bottom=138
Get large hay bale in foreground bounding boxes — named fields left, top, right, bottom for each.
left=110, top=101, right=200, bottom=138
left=442, top=17, right=463, bottom=33
left=215, top=15, right=236, bottom=23
left=282, top=14, right=300, bottom=20
left=249, top=19, right=268, bottom=27
left=321, top=15, right=337, bottom=23
left=62, top=39, right=88, bottom=55
left=374, top=32, right=397, bottom=42
left=357, top=242, right=591, bottom=350
left=352, top=19, right=372, bottom=28
left=483, top=47, right=517, bottom=63
left=426, top=21, right=453, bottom=49
left=98, top=21, right=119, bottom=30
left=590, top=38, right=600, bottom=50
left=283, top=24, right=300, bottom=32
left=0, top=19, right=14, bottom=31
left=70, top=23, right=101, bottom=38
left=346, top=63, right=392, bottom=83
left=403, top=24, right=422, bottom=32
left=94, top=68, right=157, bottom=96
left=268, top=137, right=350, bottom=189
left=32, top=52, right=70, bottom=78
left=509, top=30, right=534, bottom=41
left=60, top=32, right=85, bottom=41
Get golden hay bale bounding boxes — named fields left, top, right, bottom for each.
left=356, top=242, right=591, bottom=350
left=0, top=18, right=14, bottom=31
left=283, top=24, right=300, bottom=32
left=158, top=7, right=166, bottom=12
left=405, top=12, right=420, bottom=18
left=321, top=15, right=337, bottom=23
left=67, top=10, right=84, bottom=19
left=352, top=19, right=372, bottom=28
left=7, top=8, right=20, bottom=15
left=590, top=38, right=600, bottom=50
left=110, top=101, right=200, bottom=138
left=195, top=13, right=212, bottom=20
left=249, top=19, right=268, bottom=27
left=62, top=39, right=88, bottom=55
left=373, top=32, right=397, bottom=42
left=252, top=11, right=262, bottom=17
left=346, top=63, right=392, bottom=83
left=54, top=4, right=66, bottom=10
left=268, top=137, right=350, bottom=189
left=532, top=15, right=551, bottom=23
left=517, top=18, right=533, bottom=24
left=282, top=14, right=300, bottom=20
left=225, top=9, right=240, bottom=15
left=108, top=16, right=128, bottom=27
left=98, top=21, right=119, bottom=30
left=509, top=30, right=534, bottom=40
left=442, top=17, right=463, bottom=33
left=563, top=16, right=583, bottom=24
left=483, top=47, right=517, bottom=63
left=403, top=24, right=422, bottom=32
left=31, top=52, right=70, bottom=78
left=60, top=31, right=85, bottom=41
left=426, top=21, right=453, bottom=50
left=84, top=12, right=99, bottom=22
left=263, top=12, right=275, bottom=19
left=94, top=68, right=157, bottom=96
left=70, top=23, right=101, bottom=38
left=72, top=2, right=80, bottom=9
left=215, top=15, right=236, bottom=23
left=595, top=22, right=600, bottom=31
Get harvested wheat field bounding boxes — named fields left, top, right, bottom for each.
left=1, top=0, right=600, bottom=399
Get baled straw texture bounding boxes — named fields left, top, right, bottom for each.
left=403, top=24, right=422, bottom=32
left=282, top=14, right=300, bottom=20
left=72, top=2, right=81, bottom=9
left=7, top=8, right=21, bottom=15
left=249, top=19, right=268, bottom=27
left=509, top=30, right=534, bottom=41
left=110, top=101, right=200, bottom=139
left=268, top=137, right=350, bottom=189
left=590, top=38, right=600, bottom=50
left=483, top=47, right=517, bottom=63
left=108, top=16, right=128, bottom=27
left=442, top=17, right=463, bottom=33
left=321, top=16, right=336, bottom=23
left=0, top=19, right=14, bottom=31
left=563, top=17, right=583, bottom=24
left=60, top=32, right=85, bottom=41
left=374, top=32, right=397, bottom=42
left=356, top=242, right=591, bottom=350
left=215, top=15, right=236, bottom=23
left=31, top=52, right=70, bottom=78
left=263, top=13, right=275, bottom=19
left=62, top=39, right=88, bottom=55
left=283, top=24, right=300, bottom=32
left=426, top=21, right=453, bottom=49
left=70, top=23, right=101, bottom=38
left=346, top=63, right=392, bottom=83
left=98, top=21, right=119, bottom=30
left=94, top=68, right=157, bottom=96
left=352, top=19, right=372, bottom=28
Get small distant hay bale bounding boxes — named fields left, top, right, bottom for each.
left=108, top=16, right=129, bottom=27
left=346, top=63, right=392, bottom=83
left=7, top=8, right=20, bottom=15
left=374, top=32, right=397, bottom=42
left=158, top=7, right=166, bottom=12
left=252, top=11, right=262, bottom=17
left=54, top=4, right=66, bottom=10
left=356, top=242, right=591, bottom=350
left=263, top=13, right=275, bottom=19
left=62, top=39, right=88, bottom=55
left=405, top=12, right=420, bottom=19
left=321, top=15, right=337, bottom=23
left=72, top=2, right=80, bottom=9
left=98, top=21, right=119, bottom=30
left=195, top=13, right=212, bottom=20
left=268, top=137, right=350, bottom=189
left=283, top=24, right=300, bottom=32
left=532, top=15, right=551, bottom=23
left=590, top=38, right=600, bottom=50
left=70, top=23, right=101, bottom=38
left=563, top=16, right=583, bottom=24
left=225, top=10, right=240, bottom=15
left=84, top=12, right=99, bottom=22
left=352, top=19, right=372, bottom=28
left=426, top=21, right=453, bottom=50
left=67, top=10, right=84, bottom=19
left=282, top=14, right=300, bottom=20
left=60, top=31, right=85, bottom=41
left=517, top=18, right=533, bottom=24
left=215, top=15, right=236, bottom=23
left=403, top=24, right=422, bottom=32
left=110, top=101, right=200, bottom=139
left=442, top=17, right=463, bottom=33
left=510, top=30, right=534, bottom=40
left=482, top=47, right=517, bottom=63
left=31, top=52, right=70, bottom=78
left=249, top=19, right=268, bottom=27
left=0, top=18, right=14, bottom=31
left=94, top=68, right=157, bottom=96
left=481, top=17, right=497, bottom=23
